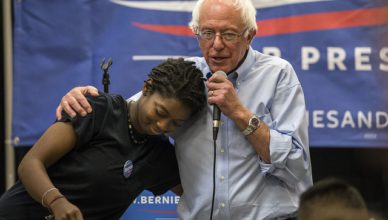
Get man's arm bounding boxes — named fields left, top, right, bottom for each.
left=207, top=73, right=271, bottom=163
left=56, top=86, right=99, bottom=119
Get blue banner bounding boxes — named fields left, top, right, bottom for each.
left=121, top=191, right=179, bottom=219
left=12, top=0, right=388, bottom=148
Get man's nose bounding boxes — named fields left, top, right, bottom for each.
left=212, top=34, right=226, bottom=50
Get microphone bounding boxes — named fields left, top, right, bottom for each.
left=212, top=70, right=227, bottom=141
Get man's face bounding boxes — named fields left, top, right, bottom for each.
left=197, top=0, right=255, bottom=73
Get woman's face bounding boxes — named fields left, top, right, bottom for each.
left=136, top=92, right=192, bottom=135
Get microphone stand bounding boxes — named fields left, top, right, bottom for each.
left=101, top=58, right=113, bottom=93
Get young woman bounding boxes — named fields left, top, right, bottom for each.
left=0, top=58, right=207, bottom=220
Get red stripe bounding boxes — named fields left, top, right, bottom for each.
left=142, top=209, right=177, bottom=214
left=257, top=6, right=388, bottom=36
left=131, top=7, right=388, bottom=37
left=131, top=22, right=194, bottom=36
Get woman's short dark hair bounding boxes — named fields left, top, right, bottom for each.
left=144, top=58, right=206, bottom=116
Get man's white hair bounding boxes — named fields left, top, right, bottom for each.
left=189, top=0, right=257, bottom=37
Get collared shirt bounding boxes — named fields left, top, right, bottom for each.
left=171, top=47, right=313, bottom=220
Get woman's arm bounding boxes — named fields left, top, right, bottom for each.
left=18, top=121, right=83, bottom=220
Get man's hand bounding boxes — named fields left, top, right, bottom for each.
left=56, top=86, right=99, bottom=120
left=206, top=73, right=245, bottom=119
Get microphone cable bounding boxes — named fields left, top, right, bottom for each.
left=209, top=137, right=217, bottom=220
left=207, top=70, right=226, bottom=220
left=210, top=106, right=221, bottom=220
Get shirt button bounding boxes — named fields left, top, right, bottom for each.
left=220, top=148, right=224, bottom=153
left=220, top=203, right=225, bottom=208
left=220, top=176, right=225, bottom=181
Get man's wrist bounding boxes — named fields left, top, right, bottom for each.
left=242, top=115, right=261, bottom=136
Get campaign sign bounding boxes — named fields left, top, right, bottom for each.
left=120, top=191, right=179, bottom=220
left=12, top=0, right=388, bottom=148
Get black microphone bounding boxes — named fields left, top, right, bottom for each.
left=212, top=70, right=227, bottom=141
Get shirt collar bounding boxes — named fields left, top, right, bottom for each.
left=234, top=46, right=255, bottom=80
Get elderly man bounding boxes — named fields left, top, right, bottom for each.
left=57, top=0, right=313, bottom=219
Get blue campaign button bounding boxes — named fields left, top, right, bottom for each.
left=123, top=160, right=133, bottom=178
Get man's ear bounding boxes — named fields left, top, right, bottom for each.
left=247, top=29, right=256, bottom=45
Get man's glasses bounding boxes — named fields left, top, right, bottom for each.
left=196, top=29, right=246, bottom=43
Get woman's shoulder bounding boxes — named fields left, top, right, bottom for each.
left=86, top=92, right=126, bottom=109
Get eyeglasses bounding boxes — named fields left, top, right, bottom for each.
left=196, top=29, right=246, bottom=43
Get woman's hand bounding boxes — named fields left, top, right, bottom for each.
left=49, top=197, right=84, bottom=220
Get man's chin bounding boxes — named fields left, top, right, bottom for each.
left=209, top=65, right=229, bottom=73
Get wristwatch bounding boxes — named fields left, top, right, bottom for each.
left=242, top=115, right=261, bottom=136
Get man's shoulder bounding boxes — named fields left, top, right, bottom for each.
left=184, top=56, right=203, bottom=62
left=185, top=56, right=208, bottom=72
left=253, top=49, right=293, bottom=68
left=252, top=50, right=302, bottom=86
